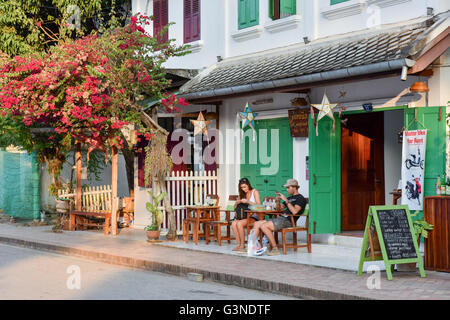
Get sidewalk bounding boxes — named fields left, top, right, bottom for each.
left=0, top=223, right=449, bottom=300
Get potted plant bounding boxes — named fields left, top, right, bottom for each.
left=145, top=191, right=166, bottom=241
left=398, top=211, right=434, bottom=271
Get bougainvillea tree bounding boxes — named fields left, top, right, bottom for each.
left=0, top=14, right=189, bottom=238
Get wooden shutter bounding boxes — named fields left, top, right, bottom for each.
left=331, top=0, right=350, bottom=5
left=280, top=0, right=296, bottom=15
left=154, top=0, right=168, bottom=44
left=238, top=0, right=259, bottom=30
left=184, top=0, right=201, bottom=43
left=308, top=115, right=341, bottom=234
left=268, top=0, right=274, bottom=20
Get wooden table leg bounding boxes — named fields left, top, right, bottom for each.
left=70, top=214, right=75, bottom=231
left=104, top=214, right=111, bottom=235
left=205, top=223, right=210, bottom=245
left=217, top=225, right=222, bottom=246
left=194, top=222, right=199, bottom=245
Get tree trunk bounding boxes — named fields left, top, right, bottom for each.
left=158, top=174, right=177, bottom=240
left=121, top=137, right=135, bottom=199
left=148, top=108, right=177, bottom=240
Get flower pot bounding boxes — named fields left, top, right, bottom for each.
left=55, top=199, right=70, bottom=213
left=146, top=230, right=160, bottom=241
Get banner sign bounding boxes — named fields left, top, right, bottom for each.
left=401, top=130, right=427, bottom=211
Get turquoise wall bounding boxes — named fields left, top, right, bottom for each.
left=0, top=150, right=40, bottom=219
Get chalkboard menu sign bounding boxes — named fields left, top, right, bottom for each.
left=376, top=209, right=417, bottom=260
left=358, top=205, right=426, bottom=280
left=288, top=108, right=309, bottom=137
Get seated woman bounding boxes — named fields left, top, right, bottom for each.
left=231, top=178, right=261, bottom=252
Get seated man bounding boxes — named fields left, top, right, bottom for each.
left=252, top=179, right=307, bottom=256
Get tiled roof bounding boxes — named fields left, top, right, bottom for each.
left=180, top=20, right=430, bottom=96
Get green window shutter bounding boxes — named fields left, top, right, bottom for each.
left=280, top=0, right=296, bottom=15
left=308, top=115, right=341, bottom=234
left=330, top=0, right=350, bottom=5
left=268, top=0, right=274, bottom=20
left=238, top=0, right=259, bottom=30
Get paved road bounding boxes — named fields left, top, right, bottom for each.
left=0, top=244, right=298, bottom=300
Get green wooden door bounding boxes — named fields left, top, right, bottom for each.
left=308, top=116, right=341, bottom=234
left=404, top=106, right=446, bottom=218
left=240, top=118, right=293, bottom=200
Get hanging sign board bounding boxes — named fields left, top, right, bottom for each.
left=357, top=205, right=425, bottom=280
left=401, top=129, right=427, bottom=211
left=288, top=108, right=309, bottom=137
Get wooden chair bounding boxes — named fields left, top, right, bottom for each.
left=205, top=195, right=237, bottom=246
left=274, top=199, right=311, bottom=254
left=245, top=196, right=276, bottom=243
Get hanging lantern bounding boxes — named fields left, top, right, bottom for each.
left=410, top=81, right=429, bottom=93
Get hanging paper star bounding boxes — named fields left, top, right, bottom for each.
left=190, top=111, right=211, bottom=137
left=311, top=92, right=338, bottom=136
left=239, top=102, right=257, bottom=131
left=239, top=102, right=258, bottom=141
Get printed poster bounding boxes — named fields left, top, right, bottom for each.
left=401, top=129, right=427, bottom=211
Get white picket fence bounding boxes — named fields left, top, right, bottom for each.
left=57, top=185, right=113, bottom=211
left=57, top=170, right=218, bottom=235
left=159, top=170, right=218, bottom=235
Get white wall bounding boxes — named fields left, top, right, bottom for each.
left=132, top=0, right=441, bottom=70
left=316, top=0, right=429, bottom=40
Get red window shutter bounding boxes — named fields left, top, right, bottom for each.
left=191, top=0, right=200, bottom=41
left=184, top=0, right=200, bottom=43
left=154, top=0, right=168, bottom=44
left=184, top=0, right=192, bottom=43
left=161, top=0, right=168, bottom=43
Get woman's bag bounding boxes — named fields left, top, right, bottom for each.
left=234, top=203, right=249, bottom=220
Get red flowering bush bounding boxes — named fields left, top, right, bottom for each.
left=0, top=14, right=189, bottom=161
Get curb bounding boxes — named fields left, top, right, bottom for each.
left=0, top=235, right=370, bottom=300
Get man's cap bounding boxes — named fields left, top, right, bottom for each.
left=283, top=179, right=299, bottom=188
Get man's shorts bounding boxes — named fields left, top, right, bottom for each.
left=269, top=216, right=292, bottom=231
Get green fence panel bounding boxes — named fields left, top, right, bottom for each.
left=0, top=150, right=40, bottom=219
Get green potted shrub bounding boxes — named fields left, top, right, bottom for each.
left=145, top=191, right=166, bottom=241
left=411, top=211, right=434, bottom=243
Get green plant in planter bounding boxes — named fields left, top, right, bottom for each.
left=145, top=191, right=166, bottom=231
left=411, top=211, right=434, bottom=241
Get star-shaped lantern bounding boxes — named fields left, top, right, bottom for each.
left=239, top=102, right=258, bottom=140
left=311, top=92, right=338, bottom=136
left=190, top=111, right=211, bottom=137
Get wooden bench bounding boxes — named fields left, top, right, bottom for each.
left=59, top=185, right=119, bottom=235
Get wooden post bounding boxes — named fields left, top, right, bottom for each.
left=76, top=142, right=82, bottom=211
left=111, top=146, right=118, bottom=236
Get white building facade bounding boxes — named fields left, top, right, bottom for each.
left=132, top=0, right=450, bottom=238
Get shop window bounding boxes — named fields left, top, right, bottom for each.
left=269, top=0, right=296, bottom=20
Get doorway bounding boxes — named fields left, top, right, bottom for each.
left=341, top=112, right=385, bottom=231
